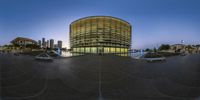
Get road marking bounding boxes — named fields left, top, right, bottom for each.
left=98, top=56, right=104, bottom=100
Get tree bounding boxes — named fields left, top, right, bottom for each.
left=145, top=48, right=152, bottom=52
left=186, top=45, right=193, bottom=49
left=159, top=44, right=170, bottom=51
left=153, top=47, right=157, bottom=53
left=26, top=44, right=39, bottom=49
left=13, top=43, right=20, bottom=47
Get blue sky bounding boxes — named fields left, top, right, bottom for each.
left=0, top=0, right=200, bottom=49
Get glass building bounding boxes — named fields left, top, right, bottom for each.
left=70, top=16, right=131, bottom=54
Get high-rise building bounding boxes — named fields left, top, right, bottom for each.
left=44, top=42, right=47, bottom=48
left=70, top=16, right=131, bottom=54
left=42, top=38, right=45, bottom=48
left=47, top=40, right=50, bottom=48
left=58, top=40, right=62, bottom=49
left=38, top=40, right=41, bottom=48
left=50, top=39, right=54, bottom=49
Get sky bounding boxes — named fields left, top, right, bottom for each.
left=0, top=0, right=200, bottom=49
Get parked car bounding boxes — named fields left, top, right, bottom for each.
left=146, top=57, right=166, bottom=62
left=35, top=53, right=53, bottom=61
left=144, top=53, right=166, bottom=62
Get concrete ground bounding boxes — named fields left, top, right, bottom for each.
left=0, top=53, right=200, bottom=100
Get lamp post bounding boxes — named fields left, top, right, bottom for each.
left=181, top=40, right=186, bottom=53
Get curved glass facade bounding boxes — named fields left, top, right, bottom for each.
left=70, top=16, right=131, bottom=54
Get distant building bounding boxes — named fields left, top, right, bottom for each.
left=0, top=46, right=3, bottom=51
left=186, top=45, right=199, bottom=54
left=38, top=40, right=41, bottom=48
left=54, top=44, right=58, bottom=48
left=11, top=37, right=37, bottom=47
left=170, top=44, right=200, bottom=54
left=50, top=39, right=54, bottom=49
left=170, top=44, right=186, bottom=52
left=47, top=40, right=50, bottom=48
left=197, top=45, right=200, bottom=53
left=58, top=40, right=62, bottom=49
left=42, top=38, right=45, bottom=48
left=44, top=42, right=47, bottom=48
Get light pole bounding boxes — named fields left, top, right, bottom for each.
left=181, top=40, right=185, bottom=53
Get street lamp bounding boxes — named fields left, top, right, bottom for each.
left=181, top=40, right=186, bottom=53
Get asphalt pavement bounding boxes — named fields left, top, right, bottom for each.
left=0, top=53, right=200, bottom=100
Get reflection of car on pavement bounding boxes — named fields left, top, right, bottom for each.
left=35, top=53, right=53, bottom=61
